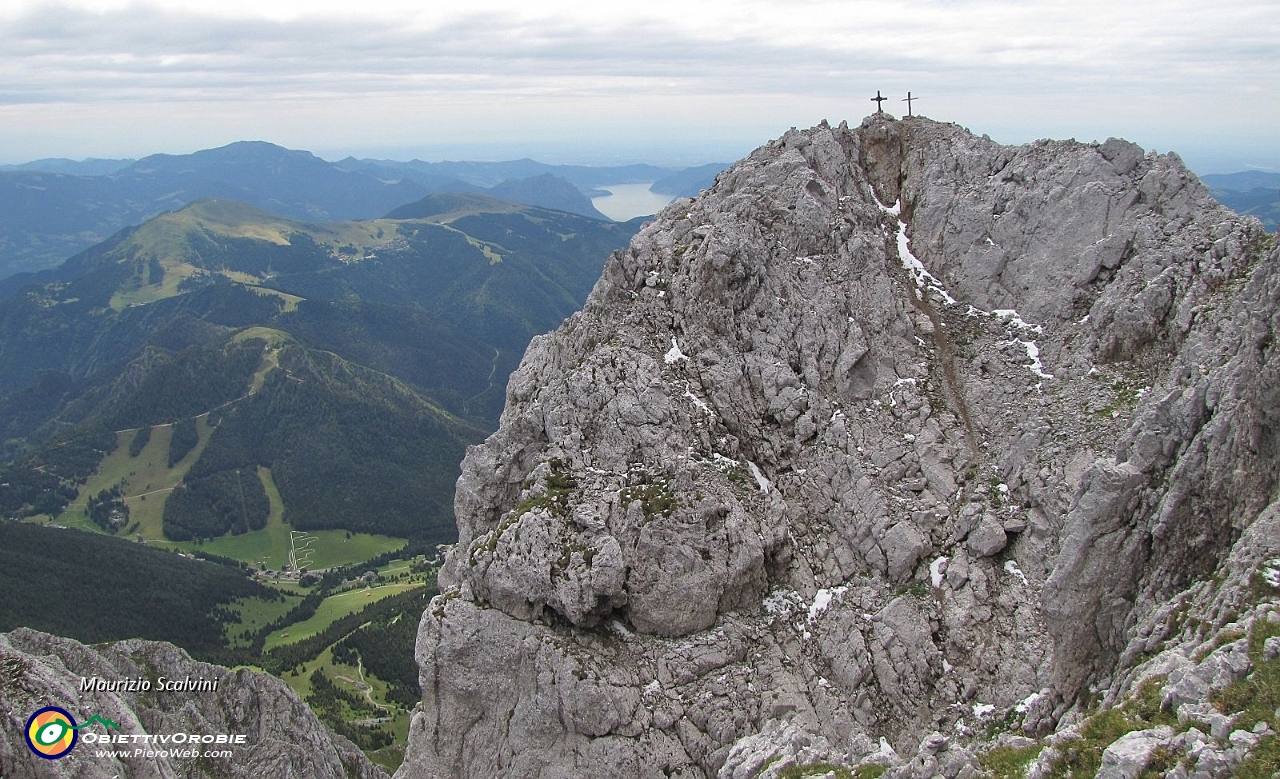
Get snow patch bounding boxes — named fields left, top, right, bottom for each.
left=896, top=221, right=956, bottom=303
left=1004, top=339, right=1054, bottom=379
left=992, top=309, right=1044, bottom=334
left=747, top=460, right=772, bottom=494
left=1004, top=560, right=1029, bottom=586
left=930, top=556, right=949, bottom=588
left=664, top=337, right=688, bottom=364
left=683, top=383, right=712, bottom=415
left=1022, top=340, right=1054, bottom=379
left=874, top=737, right=899, bottom=762
left=972, top=703, right=996, bottom=718
left=1016, top=691, right=1044, bottom=714
left=807, top=586, right=848, bottom=622
left=762, top=589, right=798, bottom=618
left=683, top=391, right=711, bottom=414
left=711, top=453, right=740, bottom=468
left=878, top=198, right=957, bottom=305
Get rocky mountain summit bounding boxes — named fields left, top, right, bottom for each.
left=401, top=114, right=1280, bottom=778
left=0, top=627, right=387, bottom=778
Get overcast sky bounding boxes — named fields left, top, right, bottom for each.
left=1, top=0, right=1275, bottom=172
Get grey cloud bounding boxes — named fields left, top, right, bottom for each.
left=8, top=3, right=1224, bottom=104
left=0, top=0, right=1275, bottom=169
left=5, top=2, right=1277, bottom=80
left=0, top=13, right=850, bottom=107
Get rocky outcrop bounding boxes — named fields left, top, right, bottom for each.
left=0, top=628, right=387, bottom=779
left=401, top=115, right=1279, bottom=777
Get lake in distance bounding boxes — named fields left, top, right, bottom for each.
left=591, top=183, right=677, bottom=221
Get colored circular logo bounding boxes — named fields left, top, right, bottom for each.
left=25, top=707, right=78, bottom=759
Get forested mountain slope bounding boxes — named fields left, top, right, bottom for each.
left=0, top=196, right=639, bottom=543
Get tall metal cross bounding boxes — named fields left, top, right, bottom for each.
left=871, top=91, right=887, bottom=114
left=902, top=92, right=918, bottom=117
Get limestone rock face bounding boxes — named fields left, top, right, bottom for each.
left=0, top=628, right=387, bottom=779
left=401, top=115, right=1279, bottom=778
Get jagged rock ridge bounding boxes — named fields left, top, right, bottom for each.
left=400, top=116, right=1279, bottom=778
left=0, top=628, right=387, bottom=779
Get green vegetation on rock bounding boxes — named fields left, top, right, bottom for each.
left=979, top=744, right=1043, bottom=779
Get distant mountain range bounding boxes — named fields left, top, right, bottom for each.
left=0, top=195, right=642, bottom=544
left=1202, top=170, right=1280, bottom=231
left=0, top=143, right=729, bottom=279
left=649, top=163, right=730, bottom=196
left=0, top=157, right=135, bottom=176
left=347, top=157, right=697, bottom=192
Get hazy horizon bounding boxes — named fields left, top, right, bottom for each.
left=1, top=128, right=1275, bottom=178
left=2, top=0, right=1275, bottom=175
